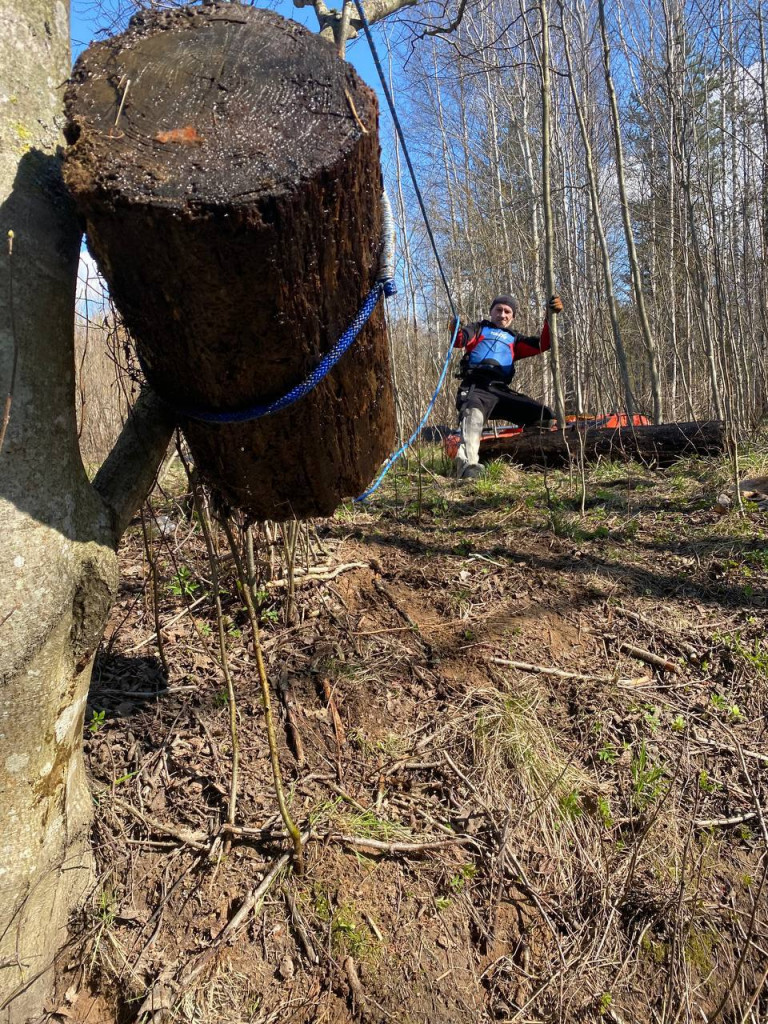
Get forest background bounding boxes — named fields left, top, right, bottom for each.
left=73, top=0, right=768, bottom=467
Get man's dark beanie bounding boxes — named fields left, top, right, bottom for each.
left=490, top=294, right=517, bottom=314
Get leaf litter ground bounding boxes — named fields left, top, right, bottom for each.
left=66, top=447, right=768, bottom=1024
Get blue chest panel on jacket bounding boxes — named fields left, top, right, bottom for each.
left=467, top=327, right=514, bottom=370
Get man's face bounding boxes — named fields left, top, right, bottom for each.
left=490, top=303, right=515, bottom=329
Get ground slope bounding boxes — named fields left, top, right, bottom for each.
left=60, top=448, right=768, bottom=1024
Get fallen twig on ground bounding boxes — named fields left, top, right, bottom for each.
left=490, top=656, right=649, bottom=686
left=345, top=955, right=369, bottom=1019
left=107, top=795, right=208, bottom=851
left=277, top=672, right=306, bottom=766
left=265, top=562, right=368, bottom=589
left=136, top=837, right=306, bottom=1019
left=331, top=833, right=474, bottom=855
left=322, top=676, right=346, bottom=781
left=372, top=579, right=432, bottom=662
left=691, top=734, right=768, bottom=766
left=614, top=604, right=700, bottom=662
left=618, top=642, right=681, bottom=674
left=285, top=888, right=319, bottom=964
left=694, top=812, right=757, bottom=829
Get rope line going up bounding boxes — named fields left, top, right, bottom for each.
left=352, top=0, right=459, bottom=502
left=350, top=0, right=456, bottom=320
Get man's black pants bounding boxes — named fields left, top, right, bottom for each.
left=456, top=378, right=553, bottom=426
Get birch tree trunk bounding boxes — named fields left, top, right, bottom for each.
left=597, top=0, right=663, bottom=423
left=0, top=6, right=173, bottom=1020
left=539, top=0, right=566, bottom=427
left=559, top=1, right=635, bottom=418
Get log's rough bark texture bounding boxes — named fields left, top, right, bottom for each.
left=63, top=2, right=395, bottom=520
left=478, top=421, right=724, bottom=467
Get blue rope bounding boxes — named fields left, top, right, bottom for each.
left=174, top=279, right=396, bottom=423
left=355, top=320, right=460, bottom=502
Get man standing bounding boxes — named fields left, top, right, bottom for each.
left=452, top=294, right=563, bottom=479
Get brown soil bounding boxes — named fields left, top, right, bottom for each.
left=59, top=452, right=768, bottom=1024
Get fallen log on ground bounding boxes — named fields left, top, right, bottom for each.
left=63, top=3, right=394, bottom=520
left=478, top=421, right=724, bottom=467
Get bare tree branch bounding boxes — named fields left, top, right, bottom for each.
left=421, top=0, right=469, bottom=37
left=293, top=0, right=418, bottom=48
left=92, top=387, right=174, bottom=542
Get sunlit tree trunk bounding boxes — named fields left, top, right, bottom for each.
left=598, top=0, right=663, bottom=422
left=0, top=8, right=173, bottom=1019
left=559, top=0, right=634, bottom=418
left=539, top=0, right=566, bottom=426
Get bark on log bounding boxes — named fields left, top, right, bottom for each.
left=63, top=3, right=394, bottom=520
left=478, top=421, right=724, bottom=467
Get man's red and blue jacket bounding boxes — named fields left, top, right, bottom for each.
left=453, top=319, right=551, bottom=384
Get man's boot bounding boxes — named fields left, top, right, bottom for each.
left=456, top=407, right=484, bottom=479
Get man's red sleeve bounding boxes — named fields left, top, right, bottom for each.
left=453, top=326, right=470, bottom=349
left=514, top=320, right=551, bottom=360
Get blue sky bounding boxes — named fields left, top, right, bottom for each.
left=70, top=0, right=383, bottom=92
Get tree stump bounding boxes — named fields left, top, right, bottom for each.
left=478, top=421, right=725, bottom=467
left=63, top=2, right=394, bottom=520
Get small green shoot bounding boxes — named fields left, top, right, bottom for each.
left=598, top=992, right=613, bottom=1015
left=597, top=796, right=613, bottom=828
left=88, top=709, right=106, bottom=734
left=698, top=770, right=720, bottom=795
left=630, top=741, right=667, bottom=810
left=640, top=703, right=660, bottom=734
left=597, top=743, right=618, bottom=763
left=97, top=888, right=116, bottom=925
left=167, top=565, right=200, bottom=599
left=448, top=864, right=477, bottom=893
left=710, top=692, right=745, bottom=723
left=111, top=770, right=138, bottom=787
left=559, top=789, right=583, bottom=820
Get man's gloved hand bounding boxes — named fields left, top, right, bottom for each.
left=548, top=295, right=564, bottom=314
left=447, top=314, right=461, bottom=333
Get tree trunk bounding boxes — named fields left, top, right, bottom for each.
left=538, top=0, right=566, bottom=428
left=559, top=1, right=635, bottom=420
left=477, top=421, right=724, bottom=468
left=0, top=5, right=173, bottom=1019
left=598, top=0, right=664, bottom=424
left=63, top=4, right=395, bottom=521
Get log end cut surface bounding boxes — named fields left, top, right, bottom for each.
left=64, top=4, right=370, bottom=209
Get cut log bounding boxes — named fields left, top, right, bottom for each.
left=63, top=3, right=394, bottom=520
left=478, top=421, right=724, bottom=467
